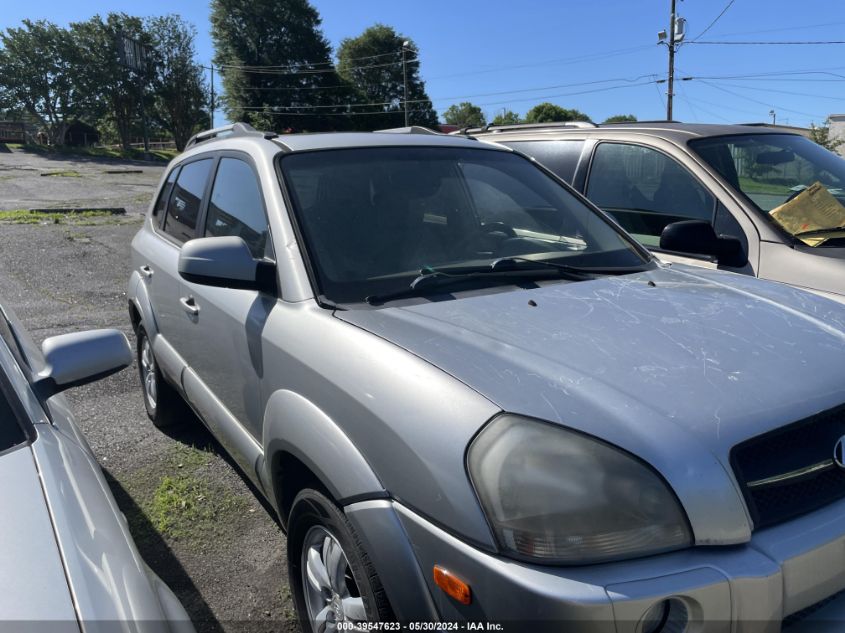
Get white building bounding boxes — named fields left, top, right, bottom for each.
left=828, top=114, right=845, bottom=157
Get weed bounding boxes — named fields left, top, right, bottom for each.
left=0, top=209, right=116, bottom=225
left=41, top=170, right=82, bottom=178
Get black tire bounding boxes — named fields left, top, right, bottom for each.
left=136, top=326, right=183, bottom=428
left=287, top=488, right=393, bottom=632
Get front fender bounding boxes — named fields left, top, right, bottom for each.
left=261, top=389, right=385, bottom=508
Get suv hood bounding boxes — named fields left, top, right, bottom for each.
left=339, top=264, right=845, bottom=541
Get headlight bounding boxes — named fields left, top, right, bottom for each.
left=467, top=415, right=692, bottom=564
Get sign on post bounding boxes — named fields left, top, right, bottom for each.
left=115, top=31, right=152, bottom=153
left=116, top=32, right=149, bottom=71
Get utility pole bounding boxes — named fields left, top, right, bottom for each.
left=402, top=41, right=410, bottom=126
left=667, top=0, right=676, bottom=121
left=658, top=1, right=685, bottom=121
left=210, top=64, right=215, bottom=129
left=769, top=109, right=776, bottom=125
left=138, top=72, right=150, bottom=154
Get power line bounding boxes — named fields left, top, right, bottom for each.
left=215, top=49, right=407, bottom=73
left=711, top=20, right=845, bottom=38
left=236, top=73, right=661, bottom=101
left=694, top=79, right=826, bottom=120
left=701, top=80, right=845, bottom=102
left=691, top=0, right=736, bottom=42
left=227, top=79, right=661, bottom=115
left=425, top=45, right=654, bottom=80
left=688, top=40, right=845, bottom=45
left=219, top=57, right=416, bottom=76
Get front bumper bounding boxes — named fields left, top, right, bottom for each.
left=346, top=496, right=845, bottom=632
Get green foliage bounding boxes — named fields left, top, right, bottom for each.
left=443, top=102, right=486, bottom=128
left=137, top=444, right=247, bottom=544
left=604, top=114, right=637, bottom=123
left=809, top=119, right=844, bottom=153
left=145, top=15, right=208, bottom=150
left=492, top=109, right=521, bottom=125
left=70, top=13, right=152, bottom=150
left=524, top=102, right=591, bottom=124
left=0, top=20, right=84, bottom=145
left=211, top=0, right=346, bottom=132
left=337, top=24, right=438, bottom=130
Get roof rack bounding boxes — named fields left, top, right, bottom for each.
left=376, top=126, right=441, bottom=135
left=185, top=122, right=278, bottom=149
left=464, top=121, right=598, bottom=135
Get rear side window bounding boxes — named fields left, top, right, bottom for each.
left=205, top=158, right=270, bottom=258
left=162, top=158, right=213, bottom=243
left=153, top=167, right=178, bottom=217
left=0, top=386, right=26, bottom=454
left=504, top=140, right=585, bottom=183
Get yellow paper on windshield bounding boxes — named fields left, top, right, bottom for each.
left=769, top=181, right=845, bottom=246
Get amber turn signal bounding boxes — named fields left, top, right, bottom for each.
left=433, top=565, right=471, bottom=605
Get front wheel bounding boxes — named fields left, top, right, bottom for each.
left=288, top=489, right=393, bottom=632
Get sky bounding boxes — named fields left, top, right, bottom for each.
left=6, top=1, right=845, bottom=129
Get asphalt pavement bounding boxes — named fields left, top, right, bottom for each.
left=0, top=146, right=164, bottom=214
left=0, top=149, right=296, bottom=632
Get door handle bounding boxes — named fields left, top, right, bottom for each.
left=139, top=265, right=153, bottom=278
left=179, top=296, right=199, bottom=316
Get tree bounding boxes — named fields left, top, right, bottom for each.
left=337, top=24, right=438, bottom=130
left=443, top=102, right=485, bottom=128
left=809, top=119, right=844, bottom=154
left=145, top=15, right=208, bottom=150
left=604, top=114, right=637, bottom=123
left=492, top=109, right=520, bottom=125
left=0, top=20, right=84, bottom=145
left=71, top=13, right=153, bottom=150
left=211, top=0, right=347, bottom=131
left=524, top=102, right=591, bottom=124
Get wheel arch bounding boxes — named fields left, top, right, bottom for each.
left=261, top=389, right=386, bottom=527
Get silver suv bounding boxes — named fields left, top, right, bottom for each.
left=128, top=122, right=845, bottom=631
left=470, top=121, right=845, bottom=303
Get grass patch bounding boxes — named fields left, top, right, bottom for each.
left=0, top=209, right=116, bottom=224
left=132, top=444, right=248, bottom=544
left=10, top=143, right=178, bottom=162
left=41, top=170, right=82, bottom=177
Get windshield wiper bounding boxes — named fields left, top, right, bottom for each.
left=489, top=256, right=647, bottom=276
left=364, top=258, right=634, bottom=306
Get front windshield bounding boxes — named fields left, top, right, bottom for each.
left=690, top=134, right=845, bottom=246
left=280, top=146, right=650, bottom=304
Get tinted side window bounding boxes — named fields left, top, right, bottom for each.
left=504, top=140, right=585, bottom=183
left=205, top=158, right=269, bottom=258
left=162, top=159, right=213, bottom=243
left=154, top=167, right=179, bottom=218
left=0, top=386, right=25, bottom=453
left=586, top=143, right=714, bottom=246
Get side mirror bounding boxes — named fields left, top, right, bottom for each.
left=36, top=329, right=132, bottom=397
left=660, top=220, right=747, bottom=268
left=178, top=236, right=276, bottom=293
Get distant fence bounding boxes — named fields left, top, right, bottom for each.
left=0, top=122, right=26, bottom=144
left=129, top=140, right=177, bottom=150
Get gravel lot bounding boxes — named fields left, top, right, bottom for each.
left=0, top=146, right=164, bottom=214
left=0, top=149, right=296, bottom=632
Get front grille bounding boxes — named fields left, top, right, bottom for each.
left=731, top=404, right=845, bottom=530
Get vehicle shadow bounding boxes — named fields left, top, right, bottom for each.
left=159, top=405, right=281, bottom=527
left=104, top=470, right=224, bottom=633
